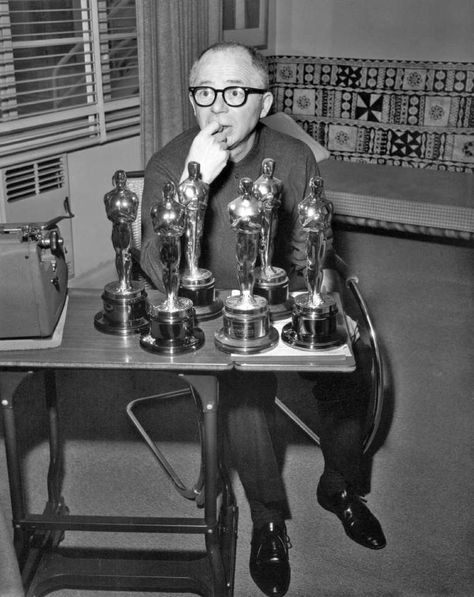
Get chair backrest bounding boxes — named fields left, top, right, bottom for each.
left=124, top=170, right=158, bottom=290
left=262, top=112, right=330, bottom=163
left=125, top=170, right=145, bottom=251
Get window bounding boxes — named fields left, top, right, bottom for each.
left=0, top=0, right=140, bottom=168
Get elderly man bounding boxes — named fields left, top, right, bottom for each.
left=140, top=41, right=385, bottom=597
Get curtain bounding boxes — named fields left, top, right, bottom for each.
left=136, top=0, right=223, bottom=167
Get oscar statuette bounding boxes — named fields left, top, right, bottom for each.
left=178, top=161, right=223, bottom=321
left=215, top=178, right=279, bottom=354
left=140, top=181, right=204, bottom=354
left=253, top=158, right=292, bottom=319
left=281, top=176, right=343, bottom=349
left=94, top=170, right=148, bottom=335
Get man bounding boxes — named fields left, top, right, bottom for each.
left=140, top=41, right=386, bottom=597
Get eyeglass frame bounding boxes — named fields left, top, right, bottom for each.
left=188, top=86, right=267, bottom=108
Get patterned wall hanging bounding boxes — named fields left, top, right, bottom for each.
left=267, top=56, right=474, bottom=173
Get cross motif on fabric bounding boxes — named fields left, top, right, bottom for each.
left=355, top=92, right=383, bottom=121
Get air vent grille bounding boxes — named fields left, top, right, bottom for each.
left=4, top=156, right=65, bottom=202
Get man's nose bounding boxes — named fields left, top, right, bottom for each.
left=211, top=91, right=228, bottom=112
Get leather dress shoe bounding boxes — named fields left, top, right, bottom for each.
left=317, top=483, right=386, bottom=550
left=249, top=521, right=291, bottom=597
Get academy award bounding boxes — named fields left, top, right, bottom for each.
left=281, top=176, right=342, bottom=349
left=140, top=181, right=204, bottom=354
left=178, top=161, right=223, bottom=321
left=253, top=158, right=292, bottom=319
left=215, top=178, right=279, bottom=354
left=94, top=169, right=148, bottom=335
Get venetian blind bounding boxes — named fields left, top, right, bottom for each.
left=0, top=0, right=139, bottom=168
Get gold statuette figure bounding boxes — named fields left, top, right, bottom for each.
left=253, top=158, right=292, bottom=319
left=282, top=176, right=342, bottom=349
left=178, top=161, right=223, bottom=320
left=94, top=170, right=148, bottom=335
left=140, top=181, right=204, bottom=354
left=215, top=178, right=278, bottom=354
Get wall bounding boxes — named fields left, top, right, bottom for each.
left=67, top=136, right=142, bottom=281
left=268, top=0, right=474, bottom=61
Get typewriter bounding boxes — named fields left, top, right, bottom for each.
left=0, top=217, right=69, bottom=339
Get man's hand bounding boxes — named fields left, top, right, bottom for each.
left=181, top=122, right=229, bottom=184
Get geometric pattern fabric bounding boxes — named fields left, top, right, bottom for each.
left=267, top=56, right=474, bottom=173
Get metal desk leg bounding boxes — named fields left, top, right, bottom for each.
left=1, top=369, right=68, bottom=590
left=0, top=370, right=32, bottom=559
left=182, top=373, right=238, bottom=597
left=1, top=369, right=236, bottom=597
left=43, top=370, right=68, bottom=544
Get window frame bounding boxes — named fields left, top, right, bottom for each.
left=0, top=0, right=140, bottom=169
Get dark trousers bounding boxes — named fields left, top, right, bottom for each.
left=312, top=341, right=371, bottom=494
left=316, top=394, right=364, bottom=494
left=218, top=370, right=288, bottom=528
left=218, top=358, right=367, bottom=527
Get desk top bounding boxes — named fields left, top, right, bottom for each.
left=0, top=289, right=355, bottom=373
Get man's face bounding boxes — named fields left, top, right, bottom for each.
left=189, top=48, right=273, bottom=159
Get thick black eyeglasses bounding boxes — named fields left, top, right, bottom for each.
left=189, top=86, right=267, bottom=107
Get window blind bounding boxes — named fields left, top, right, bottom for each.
left=0, top=0, right=139, bottom=168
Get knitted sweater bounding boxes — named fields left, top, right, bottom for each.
left=140, top=121, right=330, bottom=292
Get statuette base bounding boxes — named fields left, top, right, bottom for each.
left=179, top=271, right=223, bottom=321
left=94, top=282, right=148, bottom=335
left=254, top=266, right=292, bottom=320
left=281, top=292, right=343, bottom=350
left=215, top=294, right=279, bottom=354
left=140, top=328, right=204, bottom=355
left=140, top=296, right=204, bottom=355
left=215, top=326, right=279, bottom=354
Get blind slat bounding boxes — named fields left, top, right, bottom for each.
left=1, top=103, right=99, bottom=131
left=11, top=36, right=93, bottom=48
left=1, top=62, right=91, bottom=80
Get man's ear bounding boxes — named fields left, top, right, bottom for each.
left=189, top=92, right=197, bottom=117
left=259, top=91, right=274, bottom=119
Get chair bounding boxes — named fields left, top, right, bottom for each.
left=261, top=111, right=331, bottom=163
left=123, top=165, right=384, bottom=470
left=125, top=171, right=155, bottom=290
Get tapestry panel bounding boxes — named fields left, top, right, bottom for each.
left=267, top=56, right=474, bottom=173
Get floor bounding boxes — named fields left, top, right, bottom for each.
left=0, top=230, right=473, bottom=597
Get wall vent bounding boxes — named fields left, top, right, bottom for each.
left=4, top=156, right=65, bottom=203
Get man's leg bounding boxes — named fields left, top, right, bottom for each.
left=313, top=344, right=386, bottom=550
left=219, top=370, right=287, bottom=525
left=218, top=370, right=290, bottom=597
left=316, top=394, right=364, bottom=495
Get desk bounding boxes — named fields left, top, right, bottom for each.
left=0, top=288, right=355, bottom=597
